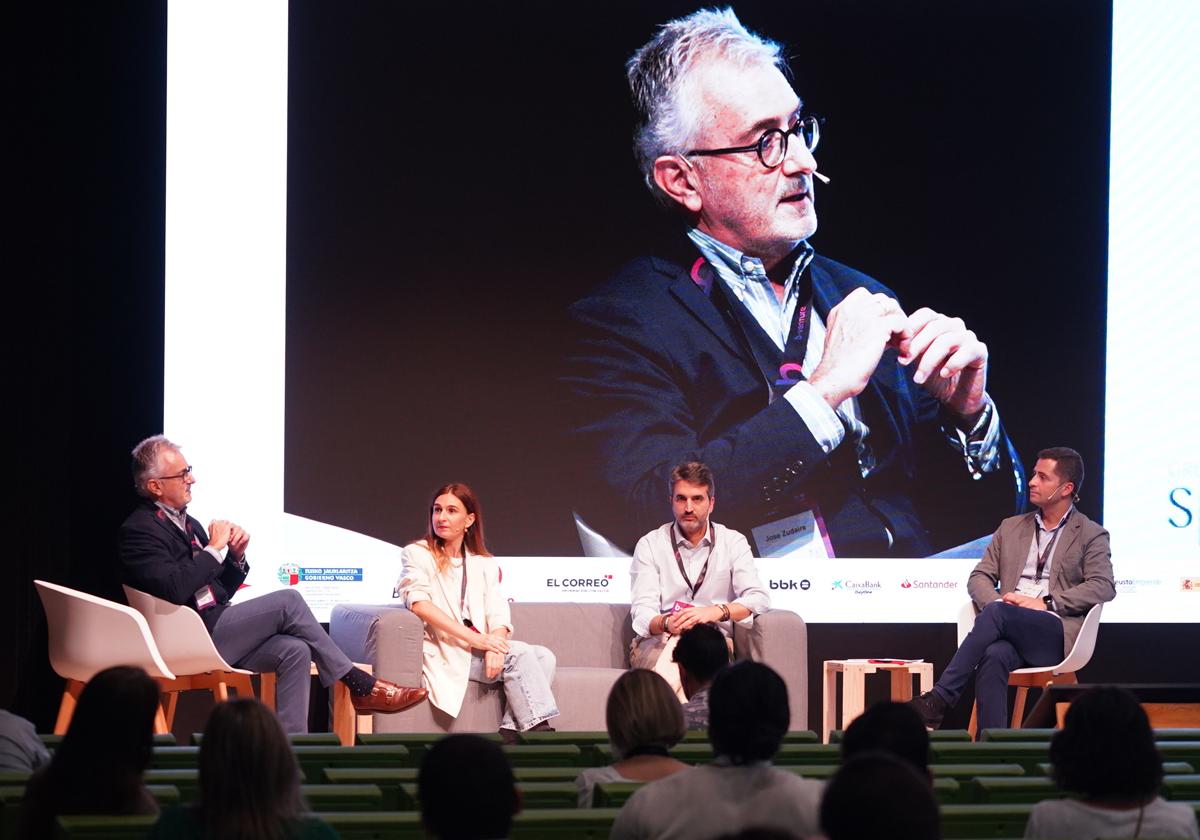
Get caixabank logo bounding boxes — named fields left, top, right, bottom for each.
left=546, top=574, right=614, bottom=593
left=277, top=564, right=363, bottom=585
left=899, top=579, right=959, bottom=591
left=830, top=579, right=880, bottom=595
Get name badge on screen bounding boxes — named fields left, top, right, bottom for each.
left=752, top=507, right=833, bottom=559
left=194, top=585, right=217, bottom=610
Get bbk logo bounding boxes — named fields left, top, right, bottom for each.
left=769, top=579, right=809, bottom=591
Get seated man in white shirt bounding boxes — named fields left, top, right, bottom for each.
left=629, top=461, right=770, bottom=697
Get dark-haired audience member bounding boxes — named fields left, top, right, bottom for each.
left=420, top=734, right=520, bottom=840
left=148, top=698, right=337, bottom=839
left=576, top=669, right=690, bottom=806
left=610, top=661, right=820, bottom=840
left=1025, top=686, right=1199, bottom=839
left=17, top=666, right=160, bottom=839
left=840, top=701, right=931, bottom=781
left=672, top=623, right=730, bottom=730
left=0, top=708, right=49, bottom=772
left=820, top=751, right=941, bottom=840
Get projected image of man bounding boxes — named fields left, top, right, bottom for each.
left=563, top=8, right=1024, bottom=557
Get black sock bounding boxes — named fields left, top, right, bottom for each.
left=340, top=666, right=378, bottom=696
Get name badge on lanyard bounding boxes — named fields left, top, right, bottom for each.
left=752, top=502, right=834, bottom=559
left=194, top=585, right=217, bottom=610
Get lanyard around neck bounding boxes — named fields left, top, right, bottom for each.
left=673, top=525, right=714, bottom=599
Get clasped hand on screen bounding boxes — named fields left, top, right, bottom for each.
left=808, top=288, right=988, bottom=423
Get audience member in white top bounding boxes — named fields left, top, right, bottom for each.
left=1025, top=686, right=1199, bottom=839
left=576, top=669, right=689, bottom=807
left=610, top=661, right=821, bottom=840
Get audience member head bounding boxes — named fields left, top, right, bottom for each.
left=841, top=701, right=931, bottom=778
left=708, top=660, right=789, bottom=764
left=606, top=669, right=686, bottom=760
left=197, top=698, right=307, bottom=840
left=1050, top=686, right=1163, bottom=802
left=19, top=665, right=160, bottom=837
left=820, top=751, right=941, bottom=840
left=672, top=623, right=730, bottom=698
left=419, top=734, right=519, bottom=840
left=420, top=482, right=491, bottom=570
left=51, top=665, right=159, bottom=786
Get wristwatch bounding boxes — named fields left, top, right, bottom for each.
left=1042, top=595, right=1056, bottom=613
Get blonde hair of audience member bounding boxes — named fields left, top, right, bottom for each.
left=607, top=669, right=688, bottom=769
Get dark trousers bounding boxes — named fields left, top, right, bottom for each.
left=934, top=601, right=1064, bottom=730
left=211, top=588, right=353, bottom=733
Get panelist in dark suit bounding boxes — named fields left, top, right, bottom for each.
left=562, top=9, right=1023, bottom=557
left=119, top=435, right=426, bottom=732
left=910, top=447, right=1115, bottom=731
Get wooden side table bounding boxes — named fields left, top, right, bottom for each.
left=822, top=659, right=934, bottom=743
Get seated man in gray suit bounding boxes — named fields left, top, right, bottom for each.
left=630, top=461, right=770, bottom=697
left=910, top=447, right=1115, bottom=731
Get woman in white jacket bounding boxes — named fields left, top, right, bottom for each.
left=396, top=483, right=559, bottom=742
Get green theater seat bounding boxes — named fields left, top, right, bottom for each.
left=931, top=742, right=1050, bottom=773
left=939, top=803, right=1033, bottom=838
left=300, top=783, right=384, bottom=812
left=291, top=745, right=413, bottom=779
left=965, top=777, right=1063, bottom=804
left=55, top=814, right=158, bottom=839
left=510, top=807, right=620, bottom=839
left=501, top=745, right=585, bottom=768
left=1160, top=774, right=1200, bottom=800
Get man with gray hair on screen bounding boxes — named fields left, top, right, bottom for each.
left=564, top=8, right=1023, bottom=560
left=118, top=434, right=427, bottom=732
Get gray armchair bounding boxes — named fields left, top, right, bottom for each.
left=330, top=602, right=807, bottom=733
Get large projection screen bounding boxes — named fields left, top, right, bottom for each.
left=166, top=1, right=1198, bottom=622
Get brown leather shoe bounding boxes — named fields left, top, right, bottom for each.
left=350, top=679, right=427, bottom=714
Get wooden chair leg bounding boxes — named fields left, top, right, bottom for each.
left=1010, top=686, right=1030, bottom=728
left=162, top=691, right=179, bottom=730
left=968, top=701, right=979, bottom=740
left=54, top=679, right=85, bottom=735
left=227, top=673, right=255, bottom=699
left=331, top=680, right=354, bottom=747
left=260, top=672, right=276, bottom=711
left=154, top=699, right=170, bottom=735
left=215, top=680, right=229, bottom=702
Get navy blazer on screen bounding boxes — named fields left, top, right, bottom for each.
left=119, top=502, right=249, bottom=632
left=562, top=243, right=1024, bottom=556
